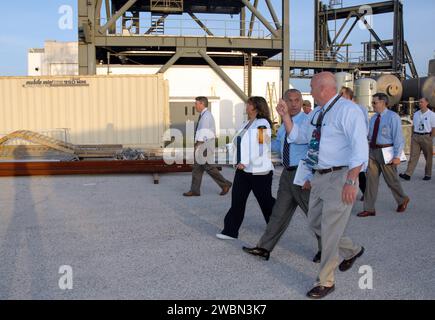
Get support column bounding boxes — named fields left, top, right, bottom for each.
left=282, top=0, right=290, bottom=96
left=199, top=49, right=248, bottom=102
left=240, top=7, right=246, bottom=37
left=79, top=0, right=97, bottom=75
left=157, top=49, right=185, bottom=74
left=241, top=0, right=280, bottom=38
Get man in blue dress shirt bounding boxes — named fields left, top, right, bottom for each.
left=358, top=93, right=410, bottom=217
left=242, top=89, right=322, bottom=263
left=284, top=72, right=368, bottom=299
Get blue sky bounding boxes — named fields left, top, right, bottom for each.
left=0, top=0, right=434, bottom=77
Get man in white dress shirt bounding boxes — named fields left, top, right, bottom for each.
left=283, top=72, right=368, bottom=299
left=183, top=97, right=232, bottom=197
left=400, top=97, right=435, bottom=181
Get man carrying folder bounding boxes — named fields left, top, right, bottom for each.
left=358, top=93, right=410, bottom=217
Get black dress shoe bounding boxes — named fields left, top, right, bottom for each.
left=339, top=247, right=365, bottom=272
left=306, top=285, right=335, bottom=299
left=312, top=251, right=321, bottom=264
left=423, top=176, right=432, bottom=181
left=183, top=191, right=200, bottom=197
left=242, top=247, right=270, bottom=261
left=399, top=173, right=411, bottom=181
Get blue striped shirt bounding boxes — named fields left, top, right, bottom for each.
left=272, top=112, right=309, bottom=167
left=369, top=109, right=404, bottom=158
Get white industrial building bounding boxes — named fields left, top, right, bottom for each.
left=28, top=41, right=79, bottom=77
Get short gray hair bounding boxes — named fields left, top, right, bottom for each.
left=283, top=89, right=302, bottom=100
left=373, top=93, right=389, bottom=106
left=195, top=96, right=208, bottom=108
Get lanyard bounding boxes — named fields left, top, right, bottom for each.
left=316, top=94, right=342, bottom=128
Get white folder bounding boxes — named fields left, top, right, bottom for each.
left=294, top=160, right=312, bottom=186
left=381, top=147, right=407, bottom=164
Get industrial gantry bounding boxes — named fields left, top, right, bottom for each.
left=78, top=0, right=290, bottom=101
left=78, top=0, right=418, bottom=101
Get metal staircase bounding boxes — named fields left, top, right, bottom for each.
left=150, top=0, right=184, bottom=13
left=150, top=13, right=166, bottom=34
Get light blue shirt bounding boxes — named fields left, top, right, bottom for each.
left=369, top=109, right=404, bottom=158
left=289, top=95, right=369, bottom=171
left=358, top=104, right=370, bottom=135
left=272, top=112, right=309, bottom=167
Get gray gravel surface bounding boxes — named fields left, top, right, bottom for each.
left=0, top=159, right=433, bottom=300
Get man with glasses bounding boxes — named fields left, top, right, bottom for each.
left=340, top=86, right=369, bottom=200
left=358, top=93, right=410, bottom=218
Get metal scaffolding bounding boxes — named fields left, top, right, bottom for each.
left=312, top=0, right=417, bottom=79
left=78, top=0, right=290, bottom=101
left=78, top=0, right=417, bottom=97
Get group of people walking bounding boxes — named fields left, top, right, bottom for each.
left=182, top=71, right=434, bottom=299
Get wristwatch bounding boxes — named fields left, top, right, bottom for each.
left=345, top=179, right=357, bottom=186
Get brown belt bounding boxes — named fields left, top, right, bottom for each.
left=413, top=132, right=431, bottom=136
left=371, top=144, right=393, bottom=149
left=313, top=166, right=346, bottom=175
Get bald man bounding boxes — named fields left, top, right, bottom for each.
left=283, top=72, right=368, bottom=299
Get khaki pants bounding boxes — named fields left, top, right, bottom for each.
left=405, top=134, right=434, bottom=177
left=190, top=142, right=231, bottom=194
left=364, top=148, right=408, bottom=212
left=308, top=169, right=361, bottom=287
left=257, top=169, right=321, bottom=253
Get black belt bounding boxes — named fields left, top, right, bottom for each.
left=313, top=166, right=346, bottom=175
left=413, top=132, right=431, bottom=136
left=285, top=166, right=298, bottom=172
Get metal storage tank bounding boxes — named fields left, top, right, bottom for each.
left=375, top=74, right=403, bottom=107
left=335, top=72, right=354, bottom=92
left=402, top=76, right=435, bottom=107
left=355, top=78, right=377, bottom=111
left=0, top=75, right=169, bottom=149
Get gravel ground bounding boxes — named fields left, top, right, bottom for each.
left=0, top=158, right=433, bottom=300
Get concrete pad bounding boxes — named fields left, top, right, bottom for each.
left=0, top=157, right=433, bottom=300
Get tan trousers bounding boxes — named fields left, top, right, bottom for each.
left=308, top=169, right=361, bottom=287
left=190, top=142, right=231, bottom=194
left=405, top=134, right=434, bottom=177
left=364, top=148, right=408, bottom=212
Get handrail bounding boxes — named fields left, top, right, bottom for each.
left=98, top=17, right=272, bottom=39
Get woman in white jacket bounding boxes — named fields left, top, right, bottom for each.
left=217, top=97, right=276, bottom=240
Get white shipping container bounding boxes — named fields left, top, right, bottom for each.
left=97, top=65, right=284, bottom=131
left=0, top=75, right=169, bottom=149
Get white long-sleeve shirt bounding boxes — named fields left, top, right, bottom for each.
left=231, top=118, right=274, bottom=174
left=289, top=95, right=369, bottom=171
left=195, top=108, right=216, bottom=143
